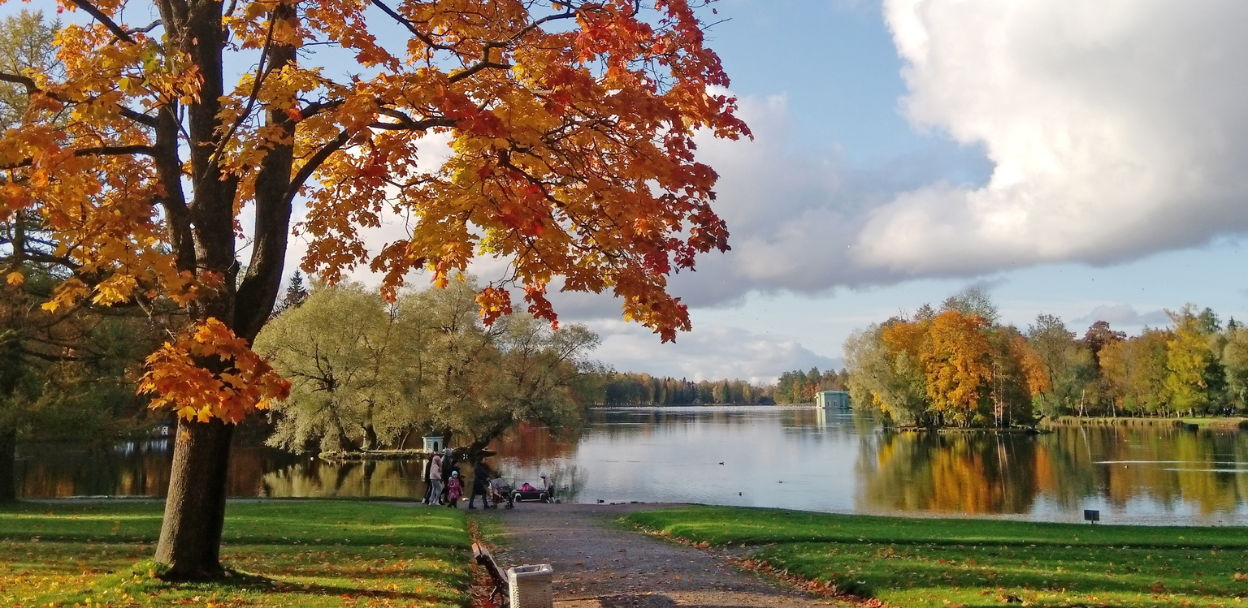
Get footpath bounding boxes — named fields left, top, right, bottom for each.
left=479, top=503, right=844, bottom=608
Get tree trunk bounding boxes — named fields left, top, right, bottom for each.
left=362, top=402, right=378, bottom=450
left=0, top=426, right=16, bottom=503
left=154, top=418, right=234, bottom=580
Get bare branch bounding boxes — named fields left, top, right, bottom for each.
left=126, top=20, right=163, bottom=36
left=369, top=0, right=452, bottom=51
left=70, top=0, right=135, bottom=44
left=448, top=60, right=513, bottom=84
left=301, top=99, right=344, bottom=120
left=446, top=7, right=575, bottom=85
left=212, top=13, right=279, bottom=166
left=370, top=109, right=455, bottom=131
left=118, top=107, right=159, bottom=127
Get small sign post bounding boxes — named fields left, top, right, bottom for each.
left=1083, top=509, right=1100, bottom=524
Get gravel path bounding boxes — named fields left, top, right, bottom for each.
left=478, top=503, right=843, bottom=608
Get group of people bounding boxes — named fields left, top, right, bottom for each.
left=422, top=445, right=508, bottom=509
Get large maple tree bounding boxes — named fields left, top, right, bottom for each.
left=0, top=0, right=747, bottom=578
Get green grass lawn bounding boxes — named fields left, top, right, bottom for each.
left=625, top=506, right=1248, bottom=608
left=0, top=500, right=471, bottom=608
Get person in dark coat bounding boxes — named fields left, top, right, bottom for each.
left=468, top=459, right=491, bottom=509
left=421, top=441, right=438, bottom=504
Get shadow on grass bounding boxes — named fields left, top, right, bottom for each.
left=201, top=574, right=454, bottom=603
left=44, top=561, right=465, bottom=607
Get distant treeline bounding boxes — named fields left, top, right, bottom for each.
left=772, top=368, right=849, bottom=404
left=594, top=372, right=774, bottom=406
left=845, top=288, right=1248, bottom=428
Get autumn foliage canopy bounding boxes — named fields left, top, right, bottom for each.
left=0, top=0, right=749, bottom=424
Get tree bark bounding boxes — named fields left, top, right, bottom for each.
left=154, top=418, right=234, bottom=580
left=0, top=426, right=16, bottom=503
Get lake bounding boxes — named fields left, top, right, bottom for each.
left=15, top=406, right=1248, bottom=526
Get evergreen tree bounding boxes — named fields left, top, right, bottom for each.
left=274, top=271, right=310, bottom=315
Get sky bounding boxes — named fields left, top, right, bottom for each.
left=293, top=0, right=1248, bottom=384
left=547, top=0, right=1248, bottom=384
left=19, top=1, right=1248, bottom=385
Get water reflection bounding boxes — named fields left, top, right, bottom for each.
left=856, top=432, right=1039, bottom=514
left=14, top=406, right=1248, bottom=525
left=855, top=426, right=1248, bottom=523
left=258, top=459, right=424, bottom=498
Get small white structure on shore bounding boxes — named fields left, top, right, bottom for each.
left=816, top=390, right=851, bottom=409
left=422, top=435, right=444, bottom=452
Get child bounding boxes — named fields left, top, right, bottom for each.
left=446, top=470, right=463, bottom=508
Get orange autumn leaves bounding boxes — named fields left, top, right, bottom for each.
left=139, top=319, right=291, bottom=424
left=874, top=310, right=1050, bottom=427
left=1, top=0, right=748, bottom=425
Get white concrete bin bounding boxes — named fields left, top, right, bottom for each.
left=507, top=563, right=553, bottom=608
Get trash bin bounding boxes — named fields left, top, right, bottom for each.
left=507, top=563, right=553, bottom=608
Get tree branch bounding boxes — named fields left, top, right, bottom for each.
left=0, top=71, right=38, bottom=93
left=447, top=60, right=513, bottom=84
left=70, top=0, right=135, bottom=44
left=285, top=114, right=453, bottom=205
left=0, top=144, right=158, bottom=170
left=285, top=129, right=351, bottom=207
left=370, top=110, right=455, bottom=131
left=127, top=20, right=163, bottom=36
left=368, top=0, right=452, bottom=51
left=446, top=8, right=576, bottom=85
left=0, top=71, right=158, bottom=128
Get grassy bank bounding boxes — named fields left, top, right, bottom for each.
left=0, top=500, right=470, bottom=607
left=1180, top=416, right=1248, bottom=431
left=1043, top=415, right=1248, bottom=431
left=625, top=506, right=1248, bottom=608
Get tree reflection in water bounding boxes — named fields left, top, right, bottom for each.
left=857, top=426, right=1248, bottom=520
left=857, top=432, right=1039, bottom=514
left=13, top=408, right=1248, bottom=525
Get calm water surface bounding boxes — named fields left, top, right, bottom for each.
left=16, top=406, right=1248, bottom=525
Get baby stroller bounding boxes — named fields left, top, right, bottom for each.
left=512, top=473, right=555, bottom=503
left=487, top=477, right=514, bottom=509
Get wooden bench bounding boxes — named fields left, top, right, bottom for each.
left=473, top=541, right=509, bottom=604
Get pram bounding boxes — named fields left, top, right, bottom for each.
left=511, top=474, right=555, bottom=503
left=487, top=477, right=514, bottom=509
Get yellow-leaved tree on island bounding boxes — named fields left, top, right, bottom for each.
left=0, top=0, right=748, bottom=579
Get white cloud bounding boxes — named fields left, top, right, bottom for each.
left=588, top=320, right=841, bottom=385
left=1073, top=304, right=1169, bottom=329
left=856, top=0, right=1248, bottom=275
left=647, top=92, right=985, bottom=309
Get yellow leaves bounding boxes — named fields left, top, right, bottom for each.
left=4, top=271, right=23, bottom=286
left=90, top=274, right=138, bottom=306
left=41, top=278, right=89, bottom=312
left=921, top=311, right=994, bottom=420
left=139, top=318, right=292, bottom=424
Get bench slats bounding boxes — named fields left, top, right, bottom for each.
left=473, top=541, right=509, bottom=603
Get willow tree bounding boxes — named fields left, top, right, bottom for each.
left=0, top=0, right=747, bottom=579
